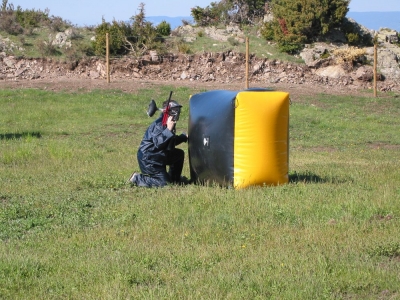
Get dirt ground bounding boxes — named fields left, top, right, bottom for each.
left=1, top=50, right=398, bottom=99
left=0, top=76, right=382, bottom=100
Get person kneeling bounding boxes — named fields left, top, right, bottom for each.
left=129, top=99, right=188, bottom=187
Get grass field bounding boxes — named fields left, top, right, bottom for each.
left=1, top=85, right=400, bottom=299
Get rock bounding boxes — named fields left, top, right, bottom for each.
left=354, top=66, right=374, bottom=82
left=315, top=65, right=346, bottom=78
left=54, top=32, right=68, bottom=46
left=14, top=68, right=26, bottom=77
left=3, top=56, right=16, bottom=68
left=149, top=50, right=159, bottom=62
left=300, top=43, right=334, bottom=68
left=183, top=36, right=196, bottom=43
left=180, top=71, right=188, bottom=80
left=377, top=28, right=398, bottom=44
left=89, top=71, right=100, bottom=79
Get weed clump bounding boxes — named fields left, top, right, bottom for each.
left=333, top=46, right=366, bottom=70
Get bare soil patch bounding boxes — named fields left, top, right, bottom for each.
left=0, top=76, right=375, bottom=100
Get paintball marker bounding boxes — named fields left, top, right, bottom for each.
left=146, top=91, right=186, bottom=149
left=147, top=91, right=180, bottom=125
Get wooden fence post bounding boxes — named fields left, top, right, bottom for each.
left=245, top=37, right=249, bottom=89
left=106, top=33, right=110, bottom=83
left=373, top=42, right=377, bottom=97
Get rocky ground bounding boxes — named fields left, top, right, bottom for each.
left=1, top=24, right=399, bottom=96
left=0, top=52, right=398, bottom=99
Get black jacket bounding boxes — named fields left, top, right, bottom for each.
left=138, top=115, right=187, bottom=167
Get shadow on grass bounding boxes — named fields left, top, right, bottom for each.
left=0, top=132, right=42, bottom=140
left=289, top=171, right=344, bottom=184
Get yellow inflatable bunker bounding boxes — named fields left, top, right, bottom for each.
left=188, top=88, right=290, bottom=189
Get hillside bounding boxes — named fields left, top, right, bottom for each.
left=1, top=8, right=400, bottom=93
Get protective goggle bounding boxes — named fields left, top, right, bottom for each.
left=168, top=106, right=181, bottom=121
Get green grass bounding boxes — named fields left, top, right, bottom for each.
left=1, top=87, right=400, bottom=299
left=166, top=33, right=303, bottom=64
left=1, top=26, right=95, bottom=60
left=2, top=24, right=302, bottom=64
left=2, top=20, right=302, bottom=65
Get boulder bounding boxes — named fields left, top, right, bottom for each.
left=354, top=66, right=374, bottom=82
left=315, top=65, right=346, bottom=78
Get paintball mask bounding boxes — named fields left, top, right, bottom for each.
left=161, top=100, right=182, bottom=125
left=147, top=93, right=183, bottom=126
left=164, top=100, right=182, bottom=121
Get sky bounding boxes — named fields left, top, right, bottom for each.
left=7, top=0, right=400, bottom=26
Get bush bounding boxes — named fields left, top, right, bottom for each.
left=260, top=22, right=275, bottom=41
left=77, top=43, right=95, bottom=56
left=191, top=5, right=220, bottom=27
left=341, top=18, right=373, bottom=46
left=91, top=3, right=168, bottom=57
left=93, top=20, right=131, bottom=56
left=47, top=16, right=70, bottom=32
left=265, top=0, right=350, bottom=53
left=346, top=32, right=360, bottom=45
left=278, top=40, right=304, bottom=54
left=156, top=20, right=171, bottom=36
left=15, top=6, right=49, bottom=29
left=64, top=40, right=95, bottom=60
left=181, top=19, right=191, bottom=26
left=63, top=46, right=80, bottom=63
left=0, top=11, right=23, bottom=35
left=35, top=38, right=59, bottom=57
left=176, top=41, right=192, bottom=54
left=333, top=47, right=366, bottom=70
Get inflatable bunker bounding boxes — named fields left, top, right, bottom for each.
left=188, top=88, right=289, bottom=189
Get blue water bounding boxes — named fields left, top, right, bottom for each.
left=347, top=12, right=400, bottom=31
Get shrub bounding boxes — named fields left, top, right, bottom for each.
left=15, top=6, right=49, bottom=29
left=260, top=22, right=275, bottom=41
left=181, top=19, right=191, bottom=26
left=93, top=19, right=131, bottom=56
left=278, top=40, right=304, bottom=54
left=177, top=41, right=192, bottom=54
left=346, top=32, right=360, bottom=45
left=320, top=51, right=330, bottom=59
left=0, top=11, right=23, bottom=35
left=340, top=18, right=373, bottom=46
left=77, top=43, right=95, bottom=56
left=191, top=5, right=220, bottom=27
left=47, top=16, right=71, bottom=32
left=265, top=0, right=350, bottom=53
left=22, top=26, right=34, bottom=36
left=35, top=38, right=59, bottom=57
left=63, top=46, right=80, bottom=63
left=333, top=47, right=366, bottom=70
left=156, top=20, right=171, bottom=36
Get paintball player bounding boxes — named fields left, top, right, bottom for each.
left=128, top=99, right=188, bottom=187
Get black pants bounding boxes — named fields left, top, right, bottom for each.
left=134, top=148, right=185, bottom=187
